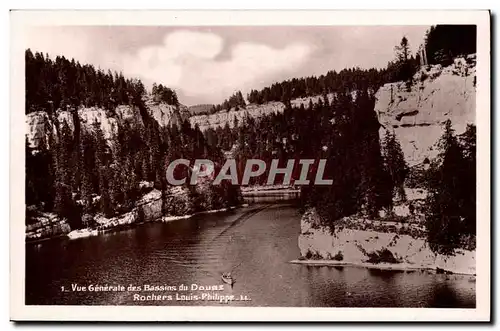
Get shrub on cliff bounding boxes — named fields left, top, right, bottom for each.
left=366, top=248, right=400, bottom=264
left=332, top=251, right=344, bottom=261
left=382, top=130, right=409, bottom=204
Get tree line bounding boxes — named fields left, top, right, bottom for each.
left=243, top=35, right=425, bottom=106
left=210, top=91, right=246, bottom=113
left=25, top=49, right=178, bottom=115
left=424, top=25, right=476, bottom=66
left=246, top=67, right=388, bottom=106
left=208, top=25, right=475, bottom=110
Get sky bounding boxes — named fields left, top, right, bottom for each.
left=25, top=26, right=430, bottom=106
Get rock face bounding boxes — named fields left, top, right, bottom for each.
left=77, top=107, right=119, bottom=140
left=26, top=101, right=187, bottom=148
left=189, top=102, right=286, bottom=131
left=115, top=105, right=144, bottom=126
left=89, top=188, right=194, bottom=228
left=26, top=111, right=52, bottom=148
left=26, top=213, right=72, bottom=241
left=137, top=189, right=163, bottom=221
left=375, top=55, right=476, bottom=166
left=298, top=208, right=475, bottom=275
left=189, top=94, right=336, bottom=131
left=146, top=100, right=190, bottom=128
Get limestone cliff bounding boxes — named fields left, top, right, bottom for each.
left=375, top=55, right=476, bottom=166
left=26, top=101, right=189, bottom=148
left=189, top=94, right=336, bottom=131
left=26, top=212, right=72, bottom=241
left=189, top=102, right=286, bottom=131
left=298, top=208, right=475, bottom=275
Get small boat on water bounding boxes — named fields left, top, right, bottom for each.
left=221, top=272, right=234, bottom=287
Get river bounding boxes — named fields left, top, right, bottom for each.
left=25, top=197, right=475, bottom=307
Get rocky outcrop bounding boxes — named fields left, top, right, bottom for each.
left=27, top=186, right=199, bottom=241
left=86, top=188, right=193, bottom=231
left=290, top=93, right=335, bottom=108
left=137, top=189, right=163, bottom=221
left=26, top=212, right=71, bottom=241
left=146, top=100, right=190, bottom=128
left=298, top=208, right=475, bottom=275
left=188, top=55, right=476, bottom=165
left=115, top=105, right=144, bottom=126
left=26, top=101, right=187, bottom=149
left=77, top=107, right=119, bottom=141
left=26, top=111, right=52, bottom=148
left=375, top=55, right=476, bottom=166
left=189, top=102, right=285, bottom=131
left=189, top=94, right=336, bottom=131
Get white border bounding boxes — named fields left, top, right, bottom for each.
left=10, top=10, right=491, bottom=322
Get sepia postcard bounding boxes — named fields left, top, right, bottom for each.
left=10, top=10, right=490, bottom=322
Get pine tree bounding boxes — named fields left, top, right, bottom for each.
left=383, top=130, right=408, bottom=203
left=395, top=36, right=410, bottom=63
left=52, top=122, right=81, bottom=228
left=459, top=124, right=476, bottom=236
left=79, top=129, right=95, bottom=214
left=393, top=36, right=416, bottom=85
left=426, top=120, right=467, bottom=254
left=93, top=120, right=113, bottom=217
left=25, top=137, right=36, bottom=206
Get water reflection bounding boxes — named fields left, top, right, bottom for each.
left=242, top=192, right=300, bottom=204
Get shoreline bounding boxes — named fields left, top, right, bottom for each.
left=66, top=204, right=250, bottom=240
left=289, top=259, right=476, bottom=277
left=241, top=185, right=300, bottom=196
left=28, top=204, right=250, bottom=243
left=241, top=189, right=300, bottom=196
left=161, top=204, right=249, bottom=222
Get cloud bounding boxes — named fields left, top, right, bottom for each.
left=120, top=30, right=313, bottom=102
left=23, top=26, right=429, bottom=105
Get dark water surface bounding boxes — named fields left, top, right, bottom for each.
left=26, top=200, right=475, bottom=307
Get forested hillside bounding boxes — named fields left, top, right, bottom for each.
left=25, top=49, right=178, bottom=115
left=25, top=49, right=240, bottom=231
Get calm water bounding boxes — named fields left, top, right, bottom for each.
left=26, top=198, right=475, bottom=307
